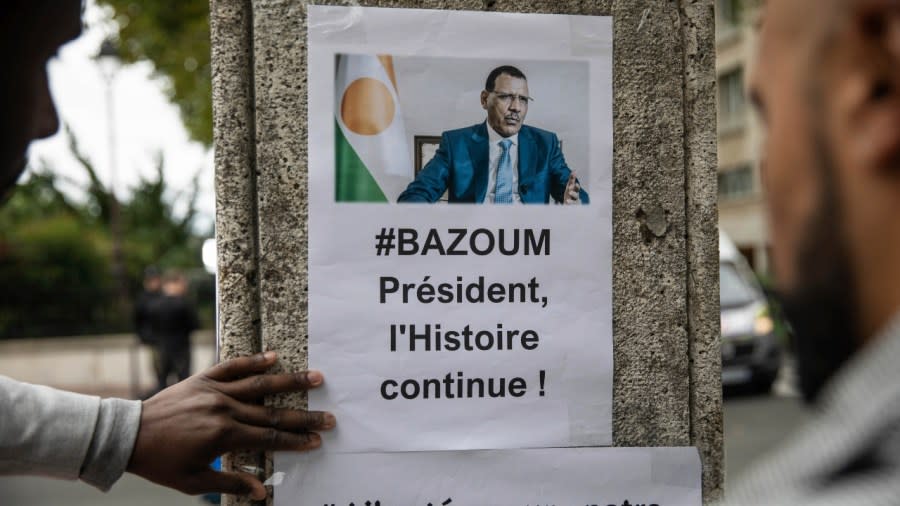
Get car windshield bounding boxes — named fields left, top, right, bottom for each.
left=720, top=262, right=758, bottom=308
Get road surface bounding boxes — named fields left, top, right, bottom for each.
left=0, top=474, right=207, bottom=506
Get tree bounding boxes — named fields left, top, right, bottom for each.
left=96, top=0, right=213, bottom=146
left=0, top=172, right=114, bottom=337
left=0, top=130, right=212, bottom=339
left=121, top=154, right=204, bottom=282
left=0, top=168, right=83, bottom=227
left=65, top=125, right=207, bottom=291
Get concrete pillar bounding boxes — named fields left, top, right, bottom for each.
left=209, top=1, right=721, bottom=504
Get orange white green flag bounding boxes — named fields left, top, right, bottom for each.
left=334, top=54, right=413, bottom=202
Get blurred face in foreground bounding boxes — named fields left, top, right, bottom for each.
left=751, top=0, right=900, bottom=401
left=0, top=0, right=82, bottom=201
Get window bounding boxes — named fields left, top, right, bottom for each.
left=718, top=165, right=754, bottom=200
left=717, top=0, right=741, bottom=27
left=718, top=67, right=746, bottom=128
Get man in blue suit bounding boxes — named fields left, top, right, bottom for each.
left=398, top=65, right=589, bottom=204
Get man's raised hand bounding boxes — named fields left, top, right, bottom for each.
left=564, top=173, right=581, bottom=204
left=126, top=351, right=334, bottom=500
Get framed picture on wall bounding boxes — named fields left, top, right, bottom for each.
left=414, top=135, right=442, bottom=174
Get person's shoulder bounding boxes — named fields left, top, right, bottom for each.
left=520, top=124, right=558, bottom=142
left=442, top=124, right=485, bottom=140
left=519, top=125, right=560, bottom=153
left=142, top=292, right=164, bottom=311
left=137, top=290, right=160, bottom=302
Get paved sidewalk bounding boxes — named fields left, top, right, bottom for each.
left=0, top=332, right=224, bottom=504
left=0, top=332, right=216, bottom=396
left=0, top=474, right=208, bottom=506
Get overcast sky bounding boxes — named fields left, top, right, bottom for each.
left=26, top=1, right=215, bottom=233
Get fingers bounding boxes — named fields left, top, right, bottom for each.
left=231, top=403, right=336, bottom=432
left=565, top=188, right=580, bottom=203
left=190, top=469, right=267, bottom=501
left=205, top=352, right=278, bottom=382
left=563, top=173, right=580, bottom=204
left=221, top=370, right=324, bottom=401
left=229, top=423, right=323, bottom=452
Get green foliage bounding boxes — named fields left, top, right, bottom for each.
left=121, top=163, right=207, bottom=290
left=0, top=132, right=213, bottom=339
left=0, top=171, right=81, bottom=226
left=96, top=0, right=213, bottom=146
left=65, top=126, right=206, bottom=283
left=0, top=177, right=114, bottom=337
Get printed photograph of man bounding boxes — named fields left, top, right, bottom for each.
left=398, top=65, right=589, bottom=205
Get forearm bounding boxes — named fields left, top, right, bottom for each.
left=398, top=179, right=442, bottom=202
left=0, top=376, right=141, bottom=491
left=399, top=136, right=451, bottom=203
left=398, top=163, right=448, bottom=202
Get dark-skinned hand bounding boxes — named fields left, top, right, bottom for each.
left=126, top=351, right=334, bottom=500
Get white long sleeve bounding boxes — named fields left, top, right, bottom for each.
left=0, top=375, right=141, bottom=491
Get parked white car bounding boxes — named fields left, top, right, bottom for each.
left=720, top=232, right=783, bottom=392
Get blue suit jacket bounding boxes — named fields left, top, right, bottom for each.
left=397, top=123, right=590, bottom=204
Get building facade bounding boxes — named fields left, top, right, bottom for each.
left=716, top=0, right=769, bottom=274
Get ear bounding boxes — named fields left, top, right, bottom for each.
left=480, top=90, right=489, bottom=110
left=832, top=2, right=900, bottom=175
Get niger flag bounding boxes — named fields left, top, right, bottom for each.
left=334, top=54, right=413, bottom=202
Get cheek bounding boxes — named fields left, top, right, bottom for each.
left=31, top=66, right=59, bottom=140
left=764, top=115, right=820, bottom=289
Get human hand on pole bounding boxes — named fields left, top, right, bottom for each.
left=126, top=351, right=334, bottom=500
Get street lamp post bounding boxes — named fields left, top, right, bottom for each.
left=95, top=38, right=128, bottom=305
left=96, top=38, right=136, bottom=395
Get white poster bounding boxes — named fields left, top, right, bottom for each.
left=308, top=6, right=613, bottom=452
left=275, top=447, right=701, bottom=506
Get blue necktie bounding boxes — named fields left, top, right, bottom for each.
left=495, top=138, right=514, bottom=204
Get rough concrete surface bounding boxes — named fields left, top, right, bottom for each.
left=679, top=1, right=724, bottom=501
left=209, top=1, right=264, bottom=504
left=210, top=0, right=721, bottom=503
